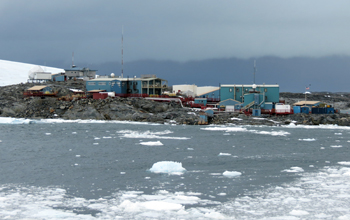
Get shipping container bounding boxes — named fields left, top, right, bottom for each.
left=293, top=106, right=301, bottom=114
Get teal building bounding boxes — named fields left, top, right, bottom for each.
left=220, top=84, right=279, bottom=109
left=86, top=75, right=168, bottom=96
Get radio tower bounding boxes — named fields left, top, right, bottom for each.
left=72, top=52, right=76, bottom=68
left=253, top=60, right=256, bottom=84
left=121, top=25, right=124, bottom=78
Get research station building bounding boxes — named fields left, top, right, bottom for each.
left=86, top=75, right=168, bottom=96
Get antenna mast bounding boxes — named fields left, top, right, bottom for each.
left=121, top=25, right=124, bottom=78
left=253, top=60, right=256, bottom=84
left=72, top=52, right=76, bottom=68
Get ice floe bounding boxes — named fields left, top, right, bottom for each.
left=139, top=141, right=163, bottom=146
left=331, top=145, right=343, bottom=148
left=298, top=138, right=316, bottom=141
left=1, top=166, right=350, bottom=219
left=282, top=166, right=304, bottom=173
left=201, top=126, right=290, bottom=136
left=222, top=171, right=242, bottom=177
left=149, top=161, right=186, bottom=175
left=117, top=130, right=190, bottom=140
left=218, top=153, right=231, bottom=156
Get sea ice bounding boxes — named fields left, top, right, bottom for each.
left=139, top=141, right=163, bottom=146
left=222, top=171, right=242, bottom=177
left=338, top=161, right=350, bottom=166
left=298, top=138, right=316, bottom=141
left=331, top=145, right=343, bottom=148
left=282, top=167, right=304, bottom=173
left=218, top=153, right=231, bottom=156
left=149, top=161, right=186, bottom=174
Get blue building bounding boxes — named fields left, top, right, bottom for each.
left=64, top=66, right=97, bottom=80
left=86, top=75, right=168, bottom=96
left=220, top=84, right=279, bottom=104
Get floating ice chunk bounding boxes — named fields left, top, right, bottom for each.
left=187, top=148, right=194, bottom=150
left=217, top=193, right=227, bottom=196
left=117, top=130, right=189, bottom=140
left=93, top=143, right=99, bottom=145
left=218, top=153, right=231, bottom=156
left=140, top=141, right=163, bottom=146
left=223, top=171, right=242, bottom=177
left=299, top=138, right=316, bottom=141
left=335, top=133, right=342, bottom=135
left=282, top=167, right=304, bottom=173
left=72, top=132, right=77, bottom=134
left=289, top=209, right=309, bottom=216
left=75, top=155, right=80, bottom=157
left=251, top=130, right=290, bottom=136
left=201, top=127, right=248, bottom=132
left=204, top=211, right=227, bottom=219
left=94, top=137, right=100, bottom=140
left=45, top=133, right=51, bottom=135
left=149, top=161, right=186, bottom=174
left=103, top=136, right=112, bottom=139
left=338, top=161, right=350, bottom=166
left=331, top=145, right=343, bottom=148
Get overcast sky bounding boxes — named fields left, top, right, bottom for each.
left=1, top=0, right=350, bottom=65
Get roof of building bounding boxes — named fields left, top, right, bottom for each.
left=221, top=84, right=279, bottom=87
left=64, top=66, right=97, bottom=71
left=293, top=101, right=321, bottom=106
left=219, top=98, right=242, bottom=104
left=197, top=87, right=220, bottom=96
left=88, top=77, right=167, bottom=82
left=87, top=90, right=106, bottom=93
left=27, top=86, right=48, bottom=91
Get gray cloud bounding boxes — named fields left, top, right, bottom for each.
left=1, top=0, right=350, bottom=64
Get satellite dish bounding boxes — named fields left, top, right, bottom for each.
left=28, top=65, right=44, bottom=79
left=252, top=84, right=257, bottom=89
left=111, top=73, right=115, bottom=78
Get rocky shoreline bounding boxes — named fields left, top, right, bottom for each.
left=1, top=81, right=350, bottom=126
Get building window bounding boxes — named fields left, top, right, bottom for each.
left=229, top=88, right=232, bottom=92
left=236, top=88, right=240, bottom=92
left=98, top=82, right=107, bottom=86
left=264, top=88, right=268, bottom=92
left=88, top=82, right=95, bottom=86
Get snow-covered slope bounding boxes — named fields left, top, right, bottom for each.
left=0, top=59, right=64, bottom=86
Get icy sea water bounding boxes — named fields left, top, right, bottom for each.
left=0, top=118, right=350, bottom=219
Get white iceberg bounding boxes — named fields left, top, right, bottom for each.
left=223, top=171, right=242, bottom=177
left=149, top=161, right=186, bottom=174
left=140, top=141, right=163, bottom=146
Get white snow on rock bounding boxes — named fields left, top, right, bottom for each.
left=149, top=161, right=186, bottom=175
left=0, top=59, right=64, bottom=86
